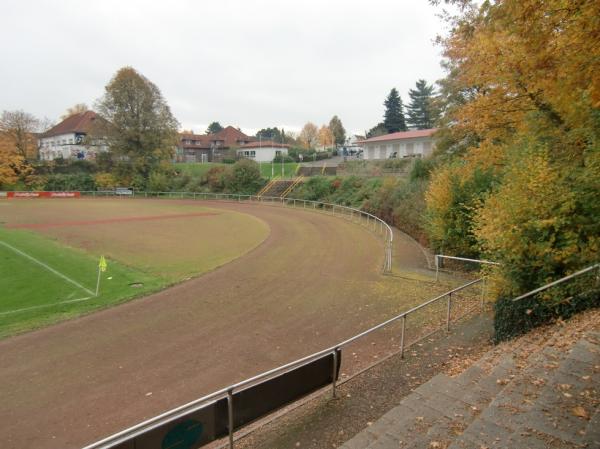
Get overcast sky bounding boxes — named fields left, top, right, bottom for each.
left=1, top=0, right=450, bottom=136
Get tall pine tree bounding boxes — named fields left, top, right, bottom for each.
left=383, top=88, right=407, bottom=133
left=406, top=79, right=439, bottom=129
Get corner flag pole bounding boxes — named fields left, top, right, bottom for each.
left=96, top=255, right=107, bottom=296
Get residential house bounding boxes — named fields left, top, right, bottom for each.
left=175, top=126, right=256, bottom=163
left=357, top=129, right=436, bottom=160
left=38, top=111, right=107, bottom=161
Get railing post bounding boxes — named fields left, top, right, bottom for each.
left=227, top=389, right=234, bottom=449
left=400, top=315, right=406, bottom=358
left=332, top=349, right=338, bottom=399
left=446, top=292, right=452, bottom=332
left=480, top=277, right=486, bottom=311
left=435, top=255, right=439, bottom=282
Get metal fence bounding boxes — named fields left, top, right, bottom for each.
left=76, top=190, right=394, bottom=274
left=83, top=277, right=486, bottom=449
left=434, top=254, right=501, bottom=282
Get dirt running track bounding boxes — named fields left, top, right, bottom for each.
left=0, top=200, right=427, bottom=448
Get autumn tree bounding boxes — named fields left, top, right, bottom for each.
left=406, top=79, right=439, bottom=129
left=0, top=110, right=40, bottom=159
left=205, top=122, right=223, bottom=134
left=425, top=0, right=600, bottom=332
left=383, top=88, right=407, bottom=133
left=328, top=116, right=346, bottom=146
left=317, top=125, right=334, bottom=149
left=299, top=122, right=318, bottom=149
left=60, top=103, right=89, bottom=120
left=95, top=67, right=179, bottom=183
left=0, top=134, right=32, bottom=187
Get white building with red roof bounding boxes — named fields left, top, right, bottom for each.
left=357, top=129, right=436, bottom=160
left=236, top=140, right=289, bottom=162
left=38, top=111, right=108, bottom=161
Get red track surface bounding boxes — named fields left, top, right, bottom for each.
left=6, top=211, right=220, bottom=229
left=0, top=200, right=428, bottom=449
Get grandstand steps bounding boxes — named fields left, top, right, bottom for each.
left=259, top=179, right=295, bottom=198
left=340, top=324, right=600, bottom=449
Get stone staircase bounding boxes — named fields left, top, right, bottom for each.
left=340, top=328, right=600, bottom=449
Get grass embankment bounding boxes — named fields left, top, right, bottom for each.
left=173, top=162, right=226, bottom=177
left=175, top=161, right=299, bottom=180
left=259, top=162, right=298, bottom=179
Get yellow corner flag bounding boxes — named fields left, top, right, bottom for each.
left=99, top=255, right=107, bottom=272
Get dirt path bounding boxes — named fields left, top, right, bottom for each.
left=0, top=200, right=433, bottom=449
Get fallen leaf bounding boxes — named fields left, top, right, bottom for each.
left=572, top=406, right=590, bottom=420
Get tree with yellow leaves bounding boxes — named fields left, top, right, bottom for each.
left=317, top=125, right=334, bottom=149
left=427, top=0, right=600, bottom=303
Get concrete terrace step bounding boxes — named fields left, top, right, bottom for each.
left=260, top=180, right=295, bottom=198
left=340, top=329, right=600, bottom=449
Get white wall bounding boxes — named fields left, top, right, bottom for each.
left=362, top=137, right=433, bottom=160
left=237, top=147, right=288, bottom=162
left=38, top=133, right=107, bottom=161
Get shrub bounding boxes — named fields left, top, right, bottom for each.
left=148, top=171, right=170, bottom=192
left=43, top=173, right=96, bottom=191
left=224, top=159, right=265, bottom=194
left=94, top=172, right=117, bottom=190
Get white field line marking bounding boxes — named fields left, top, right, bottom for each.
left=0, top=240, right=95, bottom=296
left=0, top=296, right=92, bottom=316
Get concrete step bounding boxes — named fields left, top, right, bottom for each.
left=341, top=327, right=599, bottom=449
left=449, top=331, right=600, bottom=449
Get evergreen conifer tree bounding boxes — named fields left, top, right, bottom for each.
left=406, top=79, right=439, bottom=129
left=383, top=88, right=407, bottom=133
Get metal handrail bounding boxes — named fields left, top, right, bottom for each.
left=82, top=277, right=484, bottom=449
left=511, top=263, right=600, bottom=302
left=434, top=254, right=500, bottom=282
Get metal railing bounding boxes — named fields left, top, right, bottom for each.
left=83, top=277, right=486, bottom=449
left=512, top=263, right=600, bottom=302
left=434, top=254, right=501, bottom=282
left=76, top=190, right=394, bottom=274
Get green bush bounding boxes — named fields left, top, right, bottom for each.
left=273, top=154, right=295, bottom=163
left=148, top=171, right=170, bottom=192
left=224, top=159, right=266, bottom=195
left=494, top=285, right=600, bottom=342
left=43, top=173, right=96, bottom=191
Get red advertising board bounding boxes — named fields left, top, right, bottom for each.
left=5, top=191, right=81, bottom=199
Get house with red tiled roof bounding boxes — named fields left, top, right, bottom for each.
left=38, top=111, right=108, bottom=161
left=357, top=129, right=437, bottom=160
left=175, top=126, right=256, bottom=162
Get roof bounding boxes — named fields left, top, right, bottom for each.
left=358, top=128, right=437, bottom=144
left=211, top=126, right=256, bottom=146
left=240, top=140, right=289, bottom=149
left=178, top=126, right=256, bottom=149
left=41, top=111, right=101, bottom=138
left=179, top=132, right=211, bottom=149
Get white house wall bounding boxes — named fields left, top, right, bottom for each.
left=237, top=147, right=288, bottom=163
left=362, top=137, right=433, bottom=160
left=39, top=132, right=107, bottom=161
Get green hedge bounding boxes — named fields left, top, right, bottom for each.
left=494, top=285, right=600, bottom=342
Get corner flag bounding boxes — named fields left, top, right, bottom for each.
left=99, top=255, right=107, bottom=272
